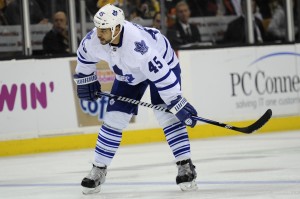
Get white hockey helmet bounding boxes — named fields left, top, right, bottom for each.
left=94, top=4, right=125, bottom=41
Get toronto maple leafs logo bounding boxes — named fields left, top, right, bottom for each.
left=134, top=40, right=148, bottom=55
left=112, top=65, right=135, bottom=83
left=98, top=11, right=104, bottom=16
left=120, top=74, right=135, bottom=83
left=112, top=10, right=118, bottom=16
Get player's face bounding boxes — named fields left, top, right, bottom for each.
left=97, top=28, right=112, bottom=45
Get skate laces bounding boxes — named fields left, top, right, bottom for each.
left=176, top=159, right=196, bottom=178
left=178, top=163, right=192, bottom=176
left=87, top=165, right=107, bottom=181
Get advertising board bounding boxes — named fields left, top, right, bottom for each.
left=179, top=45, right=300, bottom=121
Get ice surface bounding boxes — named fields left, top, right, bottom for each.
left=1, top=131, right=300, bottom=199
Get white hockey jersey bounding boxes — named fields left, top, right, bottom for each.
left=76, top=21, right=181, bottom=105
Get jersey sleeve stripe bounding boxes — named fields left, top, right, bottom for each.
left=152, top=69, right=171, bottom=84
left=156, top=79, right=179, bottom=91
left=78, top=52, right=86, bottom=60
left=163, top=37, right=169, bottom=59
left=167, top=51, right=175, bottom=65
left=78, top=56, right=98, bottom=65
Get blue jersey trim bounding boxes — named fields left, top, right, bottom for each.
left=167, top=51, right=175, bottom=65
left=157, top=79, right=179, bottom=91
left=77, top=54, right=98, bottom=65
left=163, top=37, right=169, bottom=59
left=152, top=70, right=171, bottom=84
left=78, top=52, right=86, bottom=60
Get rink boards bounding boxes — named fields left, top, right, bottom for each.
left=0, top=44, right=300, bottom=156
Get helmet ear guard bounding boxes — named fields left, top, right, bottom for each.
left=94, top=4, right=125, bottom=42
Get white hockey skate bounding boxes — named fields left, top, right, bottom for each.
left=176, top=159, right=198, bottom=191
left=81, top=164, right=107, bottom=194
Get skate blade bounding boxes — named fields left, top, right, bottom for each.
left=82, top=185, right=101, bottom=195
left=179, top=180, right=198, bottom=191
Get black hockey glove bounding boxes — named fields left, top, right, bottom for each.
left=167, top=96, right=198, bottom=127
left=73, top=72, right=101, bottom=101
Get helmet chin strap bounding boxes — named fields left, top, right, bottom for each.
left=110, top=25, right=123, bottom=43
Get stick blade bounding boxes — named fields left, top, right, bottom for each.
left=233, top=109, right=272, bottom=134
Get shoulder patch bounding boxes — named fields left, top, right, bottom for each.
left=134, top=40, right=148, bottom=55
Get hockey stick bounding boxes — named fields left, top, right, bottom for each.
left=96, top=91, right=272, bottom=134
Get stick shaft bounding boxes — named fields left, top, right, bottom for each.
left=96, top=91, right=272, bottom=134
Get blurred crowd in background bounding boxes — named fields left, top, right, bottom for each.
left=0, top=0, right=299, bottom=58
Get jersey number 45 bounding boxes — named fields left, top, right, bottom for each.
left=148, top=56, right=163, bottom=73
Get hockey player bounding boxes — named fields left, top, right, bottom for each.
left=73, top=4, right=198, bottom=194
